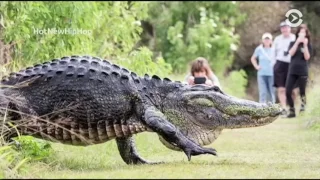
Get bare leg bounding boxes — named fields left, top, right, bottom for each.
left=277, top=87, right=286, bottom=109
left=292, top=87, right=299, bottom=103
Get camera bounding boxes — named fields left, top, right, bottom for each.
left=194, top=77, right=206, bottom=84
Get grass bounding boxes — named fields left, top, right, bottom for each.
left=15, top=115, right=320, bottom=179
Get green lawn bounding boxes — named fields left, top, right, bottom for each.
left=20, top=115, right=320, bottom=179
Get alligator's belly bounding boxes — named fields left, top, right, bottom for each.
left=16, top=118, right=149, bottom=146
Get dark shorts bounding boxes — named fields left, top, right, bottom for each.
left=273, top=60, right=289, bottom=88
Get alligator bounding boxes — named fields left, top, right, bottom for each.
left=0, top=55, right=282, bottom=165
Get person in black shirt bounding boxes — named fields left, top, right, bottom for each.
left=286, top=24, right=312, bottom=118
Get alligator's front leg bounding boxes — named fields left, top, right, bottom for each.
left=143, top=106, right=217, bottom=161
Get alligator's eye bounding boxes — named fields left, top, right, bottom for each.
left=212, top=85, right=225, bottom=94
left=213, top=86, right=220, bottom=91
left=188, top=98, right=214, bottom=107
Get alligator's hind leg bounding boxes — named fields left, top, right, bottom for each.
left=116, top=136, right=162, bottom=165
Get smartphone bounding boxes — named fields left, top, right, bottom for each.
left=194, top=77, right=206, bottom=84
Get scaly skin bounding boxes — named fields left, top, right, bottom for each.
left=0, top=55, right=282, bottom=165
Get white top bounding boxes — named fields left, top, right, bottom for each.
left=272, top=33, right=296, bottom=63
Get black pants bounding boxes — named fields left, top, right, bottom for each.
left=285, top=74, right=308, bottom=109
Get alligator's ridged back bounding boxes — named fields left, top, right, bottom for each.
left=1, top=55, right=135, bottom=86
left=0, top=55, right=178, bottom=89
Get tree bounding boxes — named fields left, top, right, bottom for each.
left=0, top=1, right=172, bottom=77
left=146, top=2, right=245, bottom=76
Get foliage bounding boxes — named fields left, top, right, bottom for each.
left=0, top=119, right=54, bottom=178
left=147, top=2, right=246, bottom=76
left=12, top=136, right=54, bottom=162
left=0, top=1, right=171, bottom=77
left=119, top=47, right=172, bottom=77
left=0, top=142, right=28, bottom=178
left=304, top=73, right=320, bottom=131
left=220, top=70, right=248, bottom=98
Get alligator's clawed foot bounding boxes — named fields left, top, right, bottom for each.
left=183, top=146, right=217, bottom=161
left=130, top=158, right=164, bottom=165
left=138, top=160, right=164, bottom=165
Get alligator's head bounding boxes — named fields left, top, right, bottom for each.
left=159, top=84, right=282, bottom=150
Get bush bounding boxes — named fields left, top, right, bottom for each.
left=0, top=2, right=172, bottom=76
left=303, top=67, right=320, bottom=131
left=0, top=120, right=54, bottom=178
left=147, top=2, right=246, bottom=76
left=305, top=86, right=320, bottom=131
left=0, top=133, right=28, bottom=179
left=11, top=136, right=54, bottom=162
left=220, top=69, right=248, bottom=98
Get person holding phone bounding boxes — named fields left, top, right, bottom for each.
left=251, top=32, right=276, bottom=104
left=285, top=24, right=312, bottom=118
left=273, top=21, right=296, bottom=116
left=185, top=57, right=220, bottom=87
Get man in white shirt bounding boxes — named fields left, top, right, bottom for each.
left=273, top=21, right=296, bottom=116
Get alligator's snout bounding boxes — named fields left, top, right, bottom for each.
left=198, top=92, right=283, bottom=129
left=257, top=102, right=283, bottom=117
left=273, top=105, right=283, bottom=116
